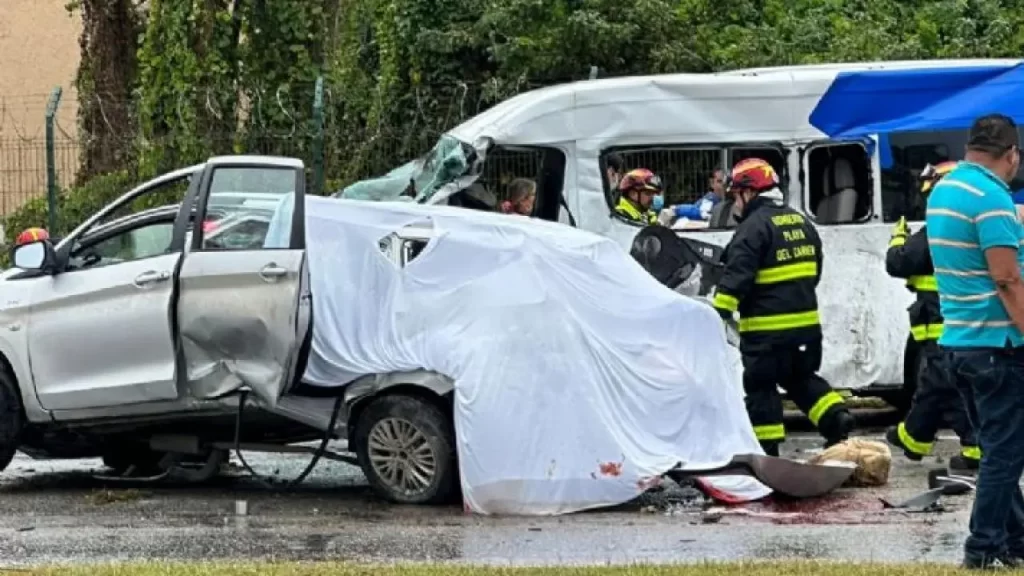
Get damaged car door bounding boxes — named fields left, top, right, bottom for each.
left=174, top=157, right=311, bottom=404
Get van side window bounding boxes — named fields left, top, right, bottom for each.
left=601, top=147, right=723, bottom=228
left=804, top=143, right=872, bottom=224
left=450, top=146, right=566, bottom=221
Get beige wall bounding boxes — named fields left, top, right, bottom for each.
left=0, top=0, right=81, bottom=214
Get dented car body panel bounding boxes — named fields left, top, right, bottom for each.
left=0, top=156, right=450, bottom=453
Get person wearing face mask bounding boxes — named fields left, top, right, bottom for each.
left=614, top=168, right=663, bottom=225
left=926, top=114, right=1024, bottom=570
left=711, top=158, right=853, bottom=457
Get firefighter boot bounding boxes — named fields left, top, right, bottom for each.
left=885, top=425, right=925, bottom=462
left=949, top=446, right=981, bottom=472
left=821, top=409, right=855, bottom=448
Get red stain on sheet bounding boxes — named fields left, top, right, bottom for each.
left=599, top=461, right=623, bottom=477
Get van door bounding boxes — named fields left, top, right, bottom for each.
left=174, top=158, right=312, bottom=405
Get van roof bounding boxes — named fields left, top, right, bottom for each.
left=446, top=59, right=1023, bottom=150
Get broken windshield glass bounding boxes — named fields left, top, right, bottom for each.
left=337, top=135, right=474, bottom=203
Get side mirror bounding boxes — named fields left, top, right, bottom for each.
left=12, top=240, right=55, bottom=273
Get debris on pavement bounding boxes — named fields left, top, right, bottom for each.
left=880, top=488, right=945, bottom=512
left=637, top=477, right=709, bottom=515
left=927, top=468, right=974, bottom=496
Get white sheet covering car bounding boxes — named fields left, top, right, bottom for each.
left=299, top=196, right=769, bottom=514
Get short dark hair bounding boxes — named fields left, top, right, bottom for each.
left=606, top=153, right=624, bottom=173
left=967, top=113, right=1019, bottom=155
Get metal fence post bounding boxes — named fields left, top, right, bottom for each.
left=45, top=87, right=63, bottom=232
left=311, top=76, right=325, bottom=196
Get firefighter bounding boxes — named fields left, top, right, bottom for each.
left=884, top=161, right=980, bottom=470
left=615, top=168, right=662, bottom=225
left=712, top=158, right=854, bottom=456
left=15, top=227, right=49, bottom=246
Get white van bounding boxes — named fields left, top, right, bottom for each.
left=340, top=58, right=1024, bottom=407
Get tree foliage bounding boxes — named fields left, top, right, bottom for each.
left=28, top=0, right=1024, bottom=241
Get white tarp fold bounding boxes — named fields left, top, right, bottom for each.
left=301, top=196, right=769, bottom=514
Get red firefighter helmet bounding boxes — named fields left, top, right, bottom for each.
left=15, top=227, right=49, bottom=247
left=617, top=168, right=664, bottom=193
left=727, top=158, right=779, bottom=194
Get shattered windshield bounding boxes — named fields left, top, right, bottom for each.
left=338, top=135, right=473, bottom=203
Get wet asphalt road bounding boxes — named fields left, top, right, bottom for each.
left=0, top=416, right=982, bottom=567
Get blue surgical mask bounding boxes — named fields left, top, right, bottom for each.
left=651, top=194, right=664, bottom=212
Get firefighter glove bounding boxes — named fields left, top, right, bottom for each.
left=889, top=217, right=909, bottom=248
left=891, top=217, right=909, bottom=238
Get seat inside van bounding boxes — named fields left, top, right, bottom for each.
left=817, top=158, right=858, bottom=223
left=807, top=144, right=872, bottom=224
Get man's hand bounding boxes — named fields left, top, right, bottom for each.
left=889, top=217, right=909, bottom=248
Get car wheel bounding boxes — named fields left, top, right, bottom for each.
left=354, top=394, right=458, bottom=505
left=0, top=369, right=23, bottom=473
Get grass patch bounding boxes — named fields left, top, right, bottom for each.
left=21, top=562, right=974, bottom=576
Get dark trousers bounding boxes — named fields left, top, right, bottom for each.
left=901, top=341, right=978, bottom=456
left=947, top=347, right=1024, bottom=561
left=742, top=340, right=848, bottom=452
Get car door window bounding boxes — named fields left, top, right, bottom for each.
left=199, top=166, right=300, bottom=250
left=68, top=221, right=174, bottom=271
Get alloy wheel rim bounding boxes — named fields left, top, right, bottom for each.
left=368, top=417, right=437, bottom=495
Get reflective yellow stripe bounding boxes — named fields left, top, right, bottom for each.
left=738, top=310, right=820, bottom=333
left=961, top=446, right=981, bottom=460
left=753, top=424, right=786, bottom=441
left=910, top=323, right=944, bottom=341
left=808, top=391, right=845, bottom=426
left=754, top=262, right=818, bottom=284
left=713, top=292, right=739, bottom=313
left=888, top=236, right=906, bottom=248
left=615, top=198, right=656, bottom=224
left=897, top=422, right=933, bottom=456
left=907, top=275, right=937, bottom=292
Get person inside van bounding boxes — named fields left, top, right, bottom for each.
left=615, top=168, right=663, bottom=225
left=670, top=169, right=727, bottom=223
left=500, top=178, right=537, bottom=216
left=606, top=153, right=625, bottom=191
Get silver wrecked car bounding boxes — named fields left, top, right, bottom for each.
left=0, top=156, right=458, bottom=505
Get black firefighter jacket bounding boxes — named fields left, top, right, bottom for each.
left=886, top=226, right=942, bottom=342
left=712, top=194, right=824, bottom=353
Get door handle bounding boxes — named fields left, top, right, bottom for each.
left=259, top=263, right=288, bottom=281
left=134, top=270, right=171, bottom=287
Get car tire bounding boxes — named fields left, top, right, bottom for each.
left=0, top=368, right=23, bottom=473
left=354, top=394, right=458, bottom=505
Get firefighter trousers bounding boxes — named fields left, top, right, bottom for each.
left=899, top=340, right=979, bottom=459
left=742, top=340, right=850, bottom=455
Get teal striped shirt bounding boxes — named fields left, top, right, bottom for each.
left=926, top=162, right=1024, bottom=348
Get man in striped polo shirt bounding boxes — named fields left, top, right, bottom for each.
left=926, top=113, right=1024, bottom=570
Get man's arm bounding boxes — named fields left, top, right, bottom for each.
left=976, top=196, right=1024, bottom=333
left=986, top=247, right=1024, bottom=333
